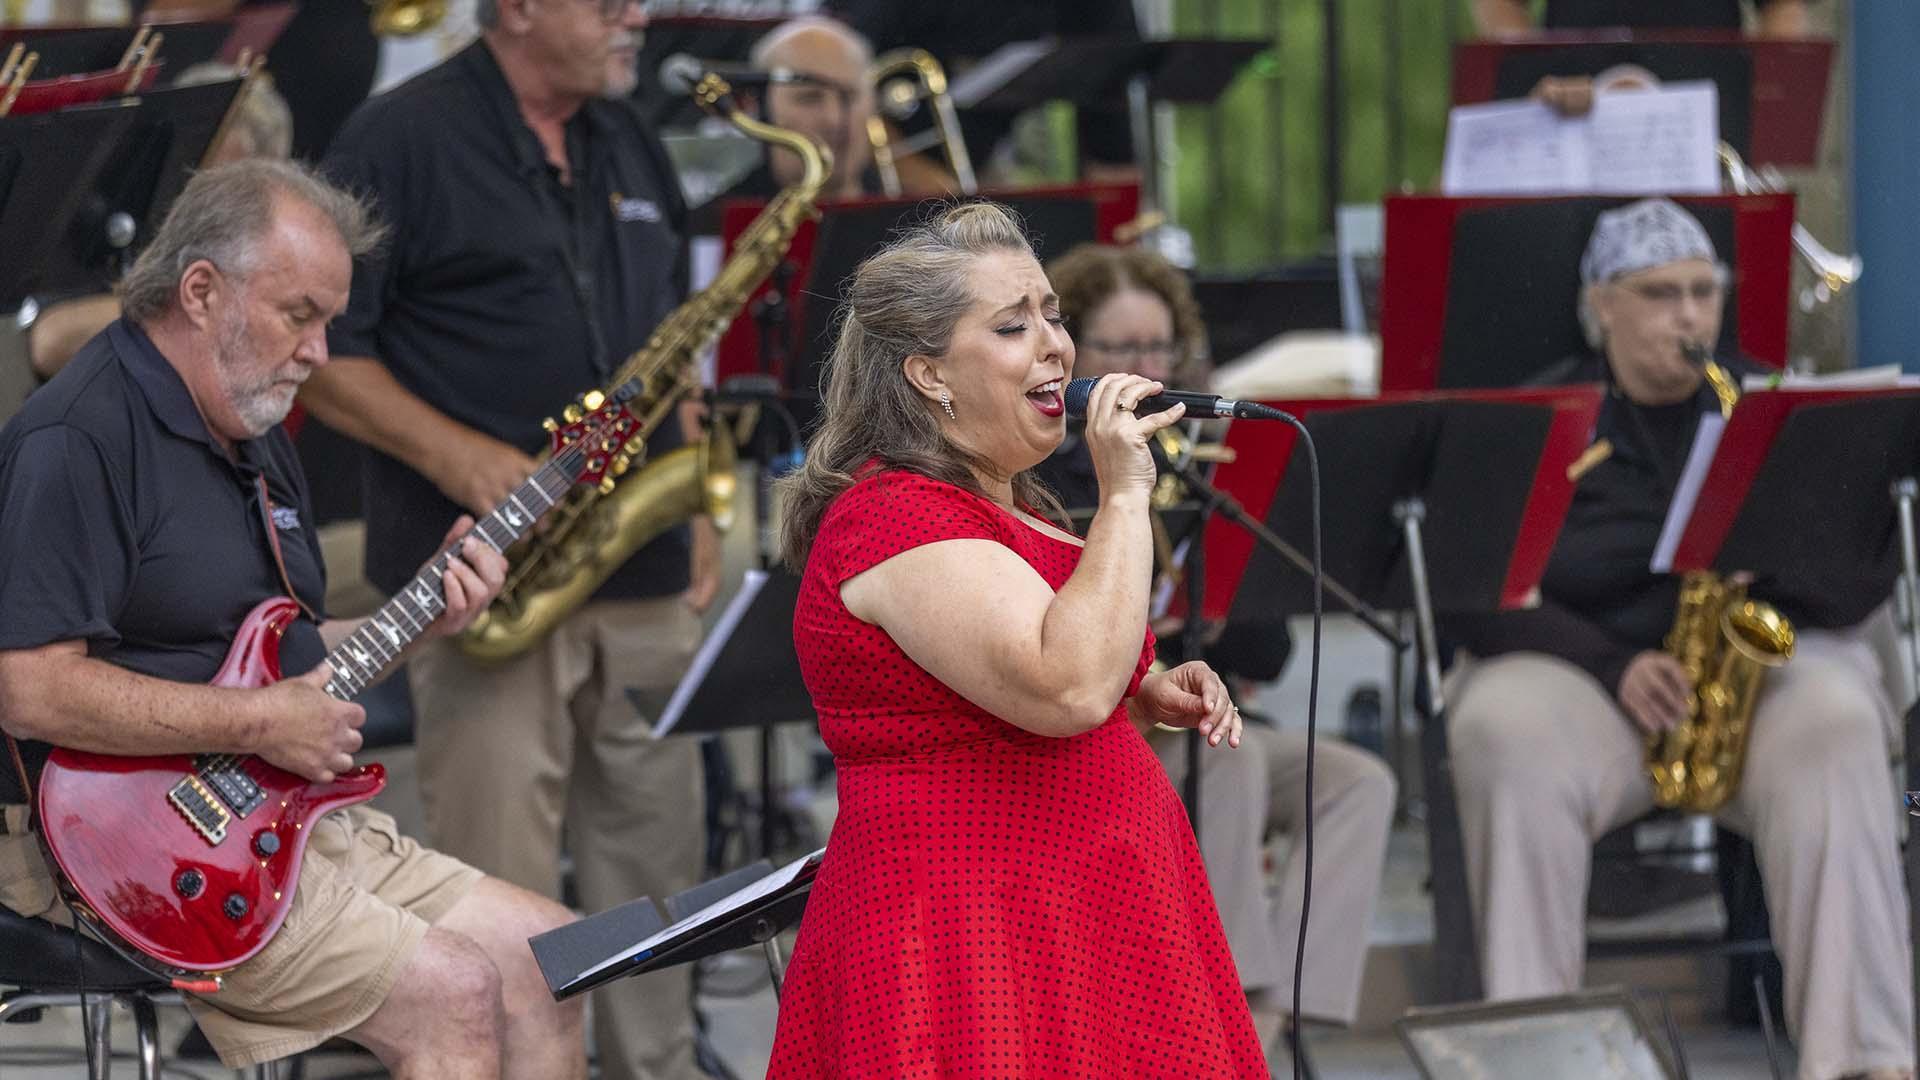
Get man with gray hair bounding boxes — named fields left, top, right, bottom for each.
left=0, top=159, right=588, bottom=1077
left=1444, top=197, right=1914, bottom=1080
left=305, top=2, right=712, bottom=1077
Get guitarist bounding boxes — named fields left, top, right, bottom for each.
left=0, top=161, right=587, bottom=1079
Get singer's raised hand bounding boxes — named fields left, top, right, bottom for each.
left=1081, top=374, right=1184, bottom=504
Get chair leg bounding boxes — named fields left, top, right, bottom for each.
left=131, top=995, right=159, bottom=1080
left=85, top=996, right=112, bottom=1080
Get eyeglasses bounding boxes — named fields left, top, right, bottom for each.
left=581, top=0, right=639, bottom=20
left=1616, top=267, right=1730, bottom=308
left=1080, top=338, right=1178, bottom=361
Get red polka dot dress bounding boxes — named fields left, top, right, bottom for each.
left=768, top=467, right=1264, bottom=1078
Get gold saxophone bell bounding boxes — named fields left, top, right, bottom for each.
left=864, top=48, right=977, bottom=197
left=458, top=70, right=831, bottom=664
left=367, top=0, right=447, bottom=37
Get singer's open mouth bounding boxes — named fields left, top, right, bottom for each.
left=1025, top=380, right=1064, bottom=417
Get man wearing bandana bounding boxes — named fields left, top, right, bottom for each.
left=1445, top=199, right=1913, bottom=1080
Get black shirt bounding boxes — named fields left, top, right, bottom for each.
left=1543, top=0, right=1802, bottom=29
left=1449, top=353, right=1891, bottom=695
left=0, top=320, right=328, bottom=801
left=325, top=41, right=692, bottom=598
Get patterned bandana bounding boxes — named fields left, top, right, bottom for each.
left=1579, top=198, right=1719, bottom=285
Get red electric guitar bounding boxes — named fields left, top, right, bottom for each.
left=32, top=391, right=642, bottom=981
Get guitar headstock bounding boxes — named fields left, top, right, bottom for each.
left=544, top=389, right=642, bottom=492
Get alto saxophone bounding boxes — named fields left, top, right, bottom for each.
left=458, top=75, right=831, bottom=664
left=1645, top=348, right=1797, bottom=811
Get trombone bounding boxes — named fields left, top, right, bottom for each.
left=865, top=48, right=977, bottom=197
left=1718, top=141, right=1861, bottom=302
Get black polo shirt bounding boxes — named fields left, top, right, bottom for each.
left=1447, top=353, right=1891, bottom=695
left=0, top=319, right=328, bottom=802
left=324, top=40, right=692, bottom=598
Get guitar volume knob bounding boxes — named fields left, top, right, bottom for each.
left=223, top=893, right=249, bottom=920
left=174, top=869, right=205, bottom=899
left=253, top=830, right=281, bottom=858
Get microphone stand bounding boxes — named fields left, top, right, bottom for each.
left=1163, top=453, right=1408, bottom=830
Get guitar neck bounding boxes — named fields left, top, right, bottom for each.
left=319, top=448, right=585, bottom=702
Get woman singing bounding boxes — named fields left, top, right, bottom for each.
left=768, top=203, right=1265, bottom=1076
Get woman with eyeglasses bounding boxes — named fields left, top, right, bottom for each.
left=1036, top=242, right=1398, bottom=1038
left=1443, top=198, right=1913, bottom=1080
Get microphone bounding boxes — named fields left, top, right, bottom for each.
left=1062, top=377, right=1294, bottom=422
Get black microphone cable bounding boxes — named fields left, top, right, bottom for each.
left=1276, top=412, right=1323, bottom=1080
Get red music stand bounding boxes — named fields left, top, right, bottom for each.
left=1379, top=192, right=1794, bottom=393
left=1452, top=32, right=1834, bottom=168
left=1188, top=386, right=1603, bottom=1001
left=5, top=64, right=161, bottom=117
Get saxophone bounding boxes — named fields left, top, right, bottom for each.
left=458, top=74, right=831, bottom=664
left=1645, top=349, right=1797, bottom=811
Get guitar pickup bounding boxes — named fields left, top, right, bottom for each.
left=167, top=775, right=231, bottom=846
left=196, top=758, right=265, bottom=818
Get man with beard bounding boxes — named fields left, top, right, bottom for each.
left=302, top=2, right=715, bottom=1077
left=0, top=159, right=585, bottom=1078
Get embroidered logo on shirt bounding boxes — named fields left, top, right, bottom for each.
left=610, top=192, right=663, bottom=224
left=271, top=506, right=302, bottom=532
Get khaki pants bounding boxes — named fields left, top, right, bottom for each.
left=1154, top=725, right=1395, bottom=1024
left=0, top=805, right=478, bottom=1068
left=1448, top=629, right=1915, bottom=1080
left=409, top=595, right=706, bottom=1080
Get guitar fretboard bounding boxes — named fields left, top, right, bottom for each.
left=319, top=440, right=594, bottom=701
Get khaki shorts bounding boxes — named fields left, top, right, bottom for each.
left=0, top=803, right=481, bottom=1068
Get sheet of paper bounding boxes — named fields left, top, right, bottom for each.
left=1650, top=412, right=1727, bottom=574
left=1586, top=81, right=1720, bottom=194
left=1744, top=364, right=1920, bottom=391
left=1442, top=98, right=1587, bottom=196
left=651, top=568, right=766, bottom=738
left=572, top=847, right=824, bottom=987
left=1441, top=81, right=1719, bottom=197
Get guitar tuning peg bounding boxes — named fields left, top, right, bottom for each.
left=542, top=418, right=559, bottom=433
left=598, top=477, right=617, bottom=495
left=582, top=389, right=606, bottom=411
left=563, top=404, right=584, bottom=423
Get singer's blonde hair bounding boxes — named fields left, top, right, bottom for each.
left=775, top=202, right=1065, bottom=569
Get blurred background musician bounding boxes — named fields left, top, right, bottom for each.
left=689, top=14, right=879, bottom=236
left=1443, top=197, right=1912, bottom=1080
left=1038, top=241, right=1395, bottom=1036
left=300, top=2, right=714, bottom=1077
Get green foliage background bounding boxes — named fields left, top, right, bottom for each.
left=1165, top=1, right=1481, bottom=268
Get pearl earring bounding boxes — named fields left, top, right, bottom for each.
left=940, top=392, right=955, bottom=421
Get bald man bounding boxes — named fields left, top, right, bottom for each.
left=692, top=16, right=877, bottom=232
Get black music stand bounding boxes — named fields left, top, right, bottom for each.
left=0, top=101, right=141, bottom=313
left=530, top=849, right=822, bottom=1001
left=947, top=36, right=1267, bottom=112
left=637, top=568, right=809, bottom=860
left=1201, top=391, right=1601, bottom=1002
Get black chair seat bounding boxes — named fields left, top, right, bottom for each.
left=0, top=906, right=166, bottom=993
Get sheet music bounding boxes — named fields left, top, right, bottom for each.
left=1586, top=82, right=1720, bottom=194
left=1442, top=81, right=1719, bottom=197
left=1743, top=364, right=1920, bottom=391
left=652, top=568, right=766, bottom=738
left=1442, top=99, right=1587, bottom=196
left=572, top=848, right=824, bottom=987
left=1650, top=412, right=1728, bottom=574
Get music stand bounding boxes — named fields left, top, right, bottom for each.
left=1452, top=33, right=1834, bottom=168
left=0, top=101, right=142, bottom=313
left=531, top=849, right=823, bottom=1002
left=1198, top=387, right=1604, bottom=1000
left=1379, top=193, right=1795, bottom=392
left=640, top=568, right=809, bottom=860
